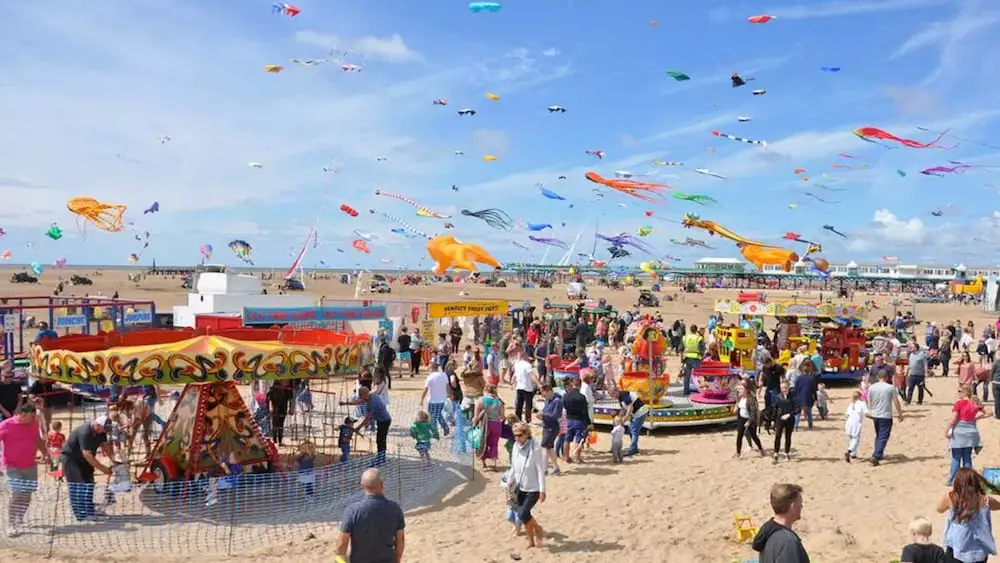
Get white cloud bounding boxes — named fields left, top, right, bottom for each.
left=294, top=31, right=424, bottom=63
left=872, top=209, right=926, bottom=244
left=541, top=48, right=559, bottom=57
left=472, top=48, right=574, bottom=91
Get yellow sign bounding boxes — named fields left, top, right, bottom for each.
left=421, top=319, right=436, bottom=338
left=428, top=300, right=507, bottom=319
left=502, top=317, right=513, bottom=333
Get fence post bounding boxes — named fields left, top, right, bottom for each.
left=395, top=443, right=402, bottom=507
left=46, top=479, right=61, bottom=558
left=226, top=477, right=238, bottom=557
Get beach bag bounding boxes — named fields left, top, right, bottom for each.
left=506, top=443, right=532, bottom=508
left=468, top=426, right=484, bottom=451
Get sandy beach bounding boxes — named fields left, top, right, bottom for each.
left=0, top=266, right=996, bottom=562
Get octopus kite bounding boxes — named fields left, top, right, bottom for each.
left=461, top=208, right=514, bottom=230
left=853, top=127, right=952, bottom=149
left=374, top=190, right=452, bottom=219
left=713, top=130, right=766, bottom=146
left=528, top=235, right=568, bottom=250
left=67, top=197, right=126, bottom=232
left=585, top=172, right=667, bottom=203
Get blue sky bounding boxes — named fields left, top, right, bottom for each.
left=1, top=0, right=1000, bottom=270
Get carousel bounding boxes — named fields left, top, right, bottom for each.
left=30, top=326, right=371, bottom=492
left=591, top=318, right=738, bottom=429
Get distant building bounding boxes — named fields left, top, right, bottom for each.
left=757, top=260, right=990, bottom=281
left=695, top=257, right=746, bottom=273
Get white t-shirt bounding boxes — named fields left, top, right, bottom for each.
left=987, top=337, right=998, bottom=354
left=425, top=371, right=449, bottom=403
left=513, top=360, right=537, bottom=392
left=610, top=425, right=625, bottom=444
left=960, top=332, right=974, bottom=350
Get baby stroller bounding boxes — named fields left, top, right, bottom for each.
left=926, top=348, right=941, bottom=371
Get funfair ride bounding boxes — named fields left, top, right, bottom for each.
left=31, top=327, right=371, bottom=491
left=591, top=318, right=737, bottom=429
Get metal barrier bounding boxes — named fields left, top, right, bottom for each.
left=0, top=396, right=478, bottom=557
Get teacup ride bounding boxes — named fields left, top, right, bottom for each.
left=690, top=360, right=740, bottom=406
left=588, top=318, right=738, bottom=429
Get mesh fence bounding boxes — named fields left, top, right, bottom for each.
left=0, top=394, right=477, bottom=557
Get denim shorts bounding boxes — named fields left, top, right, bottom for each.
left=565, top=418, right=589, bottom=443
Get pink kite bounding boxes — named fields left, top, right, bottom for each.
left=748, top=15, right=775, bottom=23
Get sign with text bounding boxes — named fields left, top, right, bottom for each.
left=3, top=314, right=16, bottom=333
left=124, top=312, right=153, bottom=325
left=55, top=315, right=88, bottom=329
left=242, top=305, right=387, bottom=326
left=427, top=300, right=507, bottom=319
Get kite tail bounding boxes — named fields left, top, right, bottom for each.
left=370, top=209, right=433, bottom=239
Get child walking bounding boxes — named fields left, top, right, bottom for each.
left=47, top=421, right=66, bottom=472
left=899, top=516, right=947, bottom=563
left=843, top=389, right=868, bottom=462
left=816, top=383, right=830, bottom=420
left=338, top=417, right=355, bottom=463
left=296, top=441, right=316, bottom=496
left=206, top=452, right=243, bottom=507
left=410, top=410, right=439, bottom=461
left=610, top=415, right=625, bottom=463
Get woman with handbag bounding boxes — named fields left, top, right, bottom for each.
left=507, top=422, right=547, bottom=548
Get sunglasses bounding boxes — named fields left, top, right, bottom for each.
left=514, top=432, right=527, bottom=438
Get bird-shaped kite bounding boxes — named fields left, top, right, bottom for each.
left=737, top=116, right=751, bottom=122
left=585, top=149, right=605, bottom=159
left=823, top=225, right=847, bottom=238
left=457, top=109, right=476, bottom=116
left=731, top=73, right=752, bottom=88
left=694, top=169, right=726, bottom=179
left=752, top=89, right=767, bottom=96
left=547, top=105, right=567, bottom=113
left=454, top=150, right=464, bottom=156
left=433, top=98, right=448, bottom=106
left=143, top=202, right=159, bottom=214
left=158, top=135, right=171, bottom=144
left=673, top=193, right=717, bottom=205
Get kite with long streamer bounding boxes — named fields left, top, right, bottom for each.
left=673, top=193, right=717, bottom=205
left=528, top=235, right=568, bottom=250
left=694, top=169, right=726, bottom=179
left=585, top=172, right=667, bottom=203
left=823, top=225, right=848, bottom=238
left=228, top=239, right=254, bottom=265
left=920, top=162, right=999, bottom=176
left=392, top=228, right=419, bottom=239
left=370, top=209, right=433, bottom=239
left=461, top=208, right=513, bottom=230
left=712, top=130, right=767, bottom=147
left=805, top=192, right=838, bottom=204
left=512, top=241, right=531, bottom=251
left=374, top=190, right=451, bottom=218
left=853, top=127, right=952, bottom=149
left=814, top=183, right=846, bottom=192
left=595, top=232, right=658, bottom=256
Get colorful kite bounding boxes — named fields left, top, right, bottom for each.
left=461, top=208, right=514, bottom=230
left=853, top=127, right=952, bottom=149
left=920, top=162, right=998, bottom=176
left=469, top=2, right=501, bottom=13
left=200, top=244, right=213, bottom=260
left=46, top=224, right=63, bottom=240
left=539, top=186, right=566, bottom=201
left=748, top=14, right=775, bottom=23
left=523, top=223, right=552, bottom=231
left=713, top=130, right=767, bottom=146
left=667, top=71, right=690, bottom=81
left=340, top=204, right=359, bottom=217
left=264, top=65, right=284, bottom=73
left=585, top=172, right=668, bottom=203
left=369, top=209, right=433, bottom=239
left=528, top=235, right=569, bottom=250
left=673, top=193, right=717, bottom=205
left=67, top=197, right=126, bottom=232
left=374, top=190, right=452, bottom=219
left=228, top=239, right=253, bottom=264
left=392, top=228, right=419, bottom=239
left=272, top=3, right=300, bottom=16
left=426, top=234, right=500, bottom=275
left=351, top=239, right=371, bottom=254
left=486, top=92, right=500, bottom=101
left=585, top=149, right=605, bottom=159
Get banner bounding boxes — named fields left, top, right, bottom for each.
left=427, top=300, right=507, bottom=319
left=243, top=305, right=387, bottom=325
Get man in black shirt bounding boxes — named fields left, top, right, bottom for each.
left=267, top=383, right=294, bottom=445
left=574, top=317, right=589, bottom=355
left=397, top=327, right=412, bottom=377
left=0, top=369, right=23, bottom=421
left=61, top=416, right=111, bottom=521
left=561, top=378, right=591, bottom=463
left=757, top=358, right=786, bottom=410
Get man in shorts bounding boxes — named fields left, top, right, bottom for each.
left=561, top=378, right=591, bottom=463
left=537, top=385, right=563, bottom=476
left=0, top=404, right=52, bottom=536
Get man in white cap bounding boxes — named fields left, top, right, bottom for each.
left=60, top=416, right=112, bottom=521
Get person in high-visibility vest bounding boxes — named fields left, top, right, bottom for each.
left=681, top=325, right=704, bottom=395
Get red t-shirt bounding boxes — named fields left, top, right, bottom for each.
left=954, top=399, right=980, bottom=422
left=47, top=431, right=66, bottom=452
